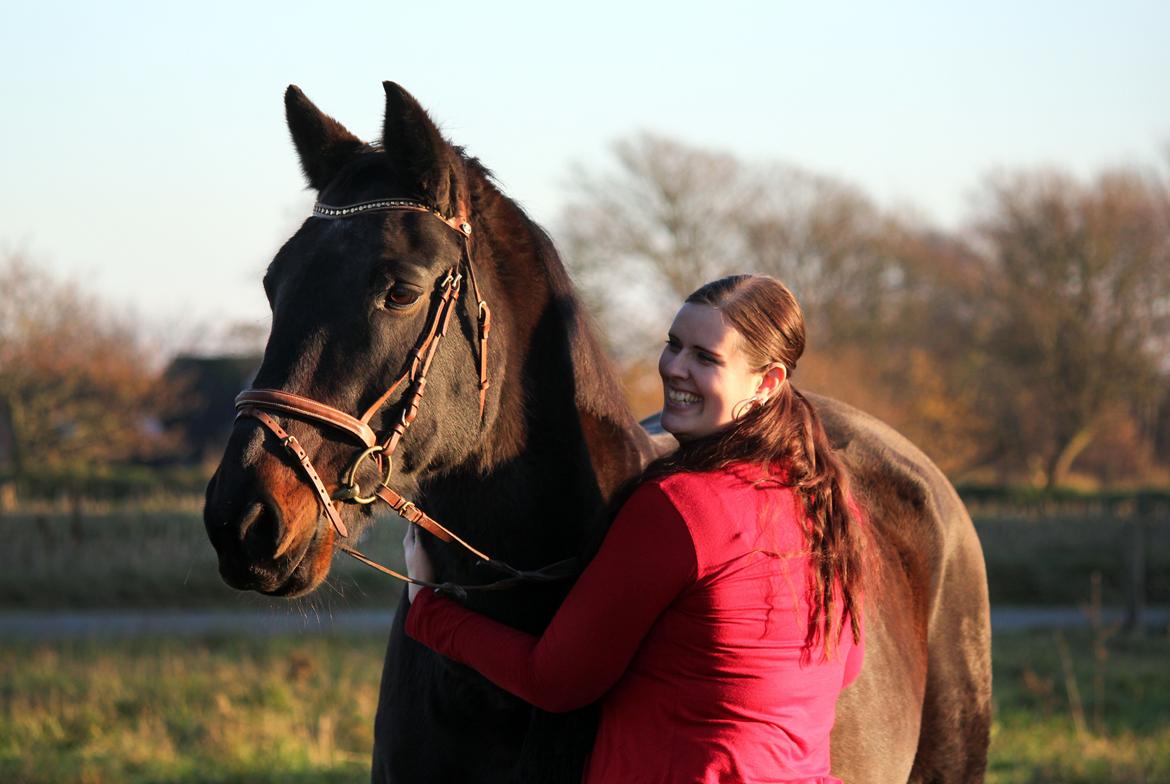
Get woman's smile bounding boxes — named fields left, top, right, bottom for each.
left=665, top=387, right=702, bottom=407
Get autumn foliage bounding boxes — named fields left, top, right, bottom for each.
left=0, top=254, right=180, bottom=501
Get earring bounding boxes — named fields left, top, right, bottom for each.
left=732, top=397, right=756, bottom=421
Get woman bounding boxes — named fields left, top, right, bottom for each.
left=404, top=274, right=869, bottom=783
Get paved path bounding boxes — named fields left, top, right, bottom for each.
left=1, top=606, right=1167, bottom=640
left=990, top=605, right=1169, bottom=631
left=0, top=609, right=396, bottom=640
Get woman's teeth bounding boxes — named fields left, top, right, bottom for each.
left=668, top=389, right=701, bottom=405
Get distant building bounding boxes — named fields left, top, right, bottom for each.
left=163, top=355, right=261, bottom=464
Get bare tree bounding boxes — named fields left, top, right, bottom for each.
left=970, top=166, right=1170, bottom=487
left=558, top=134, right=753, bottom=360
left=737, top=166, right=905, bottom=345
left=558, top=134, right=904, bottom=358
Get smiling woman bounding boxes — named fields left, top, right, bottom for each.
left=404, top=274, right=871, bottom=783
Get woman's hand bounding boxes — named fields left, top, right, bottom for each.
left=402, top=524, right=435, bottom=603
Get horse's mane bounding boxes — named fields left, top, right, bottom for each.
left=461, top=156, right=641, bottom=432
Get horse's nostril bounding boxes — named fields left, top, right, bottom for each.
left=240, top=501, right=281, bottom=560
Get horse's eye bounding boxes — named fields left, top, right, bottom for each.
left=385, top=284, right=422, bottom=309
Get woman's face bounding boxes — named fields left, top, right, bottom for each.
left=658, top=303, right=767, bottom=442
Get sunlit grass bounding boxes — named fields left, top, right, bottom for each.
left=2, top=628, right=1167, bottom=783
left=0, top=635, right=385, bottom=784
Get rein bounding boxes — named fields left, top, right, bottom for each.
left=234, top=198, right=576, bottom=600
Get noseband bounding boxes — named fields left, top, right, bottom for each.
left=234, top=198, right=574, bottom=598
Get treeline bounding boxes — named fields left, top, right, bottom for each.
left=2, top=140, right=1168, bottom=500
left=557, top=134, right=1170, bottom=488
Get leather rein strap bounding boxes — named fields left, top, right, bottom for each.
left=233, top=198, right=574, bottom=598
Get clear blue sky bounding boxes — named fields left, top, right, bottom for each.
left=3, top=0, right=1167, bottom=350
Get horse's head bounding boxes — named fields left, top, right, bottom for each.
left=204, top=83, right=496, bottom=597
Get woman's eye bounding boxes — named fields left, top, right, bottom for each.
left=385, top=284, right=422, bottom=309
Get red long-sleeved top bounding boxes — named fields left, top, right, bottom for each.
left=406, top=465, right=863, bottom=783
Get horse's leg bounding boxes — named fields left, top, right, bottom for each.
left=830, top=547, right=926, bottom=784
left=908, top=515, right=992, bottom=783
left=372, top=593, right=529, bottom=784
left=514, top=706, right=598, bottom=783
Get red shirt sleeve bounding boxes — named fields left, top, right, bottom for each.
left=405, top=482, right=696, bottom=713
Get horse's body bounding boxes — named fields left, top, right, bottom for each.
left=203, top=83, right=990, bottom=783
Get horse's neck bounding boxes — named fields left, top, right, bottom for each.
left=425, top=199, right=653, bottom=556
left=427, top=371, right=650, bottom=552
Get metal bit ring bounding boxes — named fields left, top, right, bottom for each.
left=335, top=445, right=393, bottom=505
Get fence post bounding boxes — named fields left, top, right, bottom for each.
left=0, top=480, right=14, bottom=515
left=1122, top=515, right=1146, bottom=635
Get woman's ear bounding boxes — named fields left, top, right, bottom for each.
left=756, top=364, right=788, bottom=402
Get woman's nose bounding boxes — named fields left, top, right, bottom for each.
left=661, top=352, right=687, bottom=379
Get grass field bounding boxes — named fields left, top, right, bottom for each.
left=989, top=627, right=1170, bottom=784
left=1, top=628, right=1167, bottom=783
left=0, top=634, right=380, bottom=784
left=2, top=502, right=1169, bottom=782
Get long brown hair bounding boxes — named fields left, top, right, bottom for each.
left=635, top=274, right=868, bottom=654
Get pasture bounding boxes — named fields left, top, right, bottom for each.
left=1, top=503, right=1168, bottom=782
left=1, top=629, right=1168, bottom=783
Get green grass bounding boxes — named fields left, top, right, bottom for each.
left=989, top=628, right=1170, bottom=783
left=1, top=628, right=1167, bottom=783
left=0, top=634, right=385, bottom=784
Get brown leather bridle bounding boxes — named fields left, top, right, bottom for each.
left=234, top=197, right=574, bottom=598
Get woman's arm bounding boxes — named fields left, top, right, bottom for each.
left=404, top=483, right=696, bottom=713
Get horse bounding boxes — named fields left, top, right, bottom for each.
left=203, top=82, right=991, bottom=783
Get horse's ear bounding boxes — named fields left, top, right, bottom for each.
left=285, top=85, right=365, bottom=191
left=382, top=81, right=464, bottom=213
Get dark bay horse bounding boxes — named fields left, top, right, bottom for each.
left=203, top=82, right=991, bottom=783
